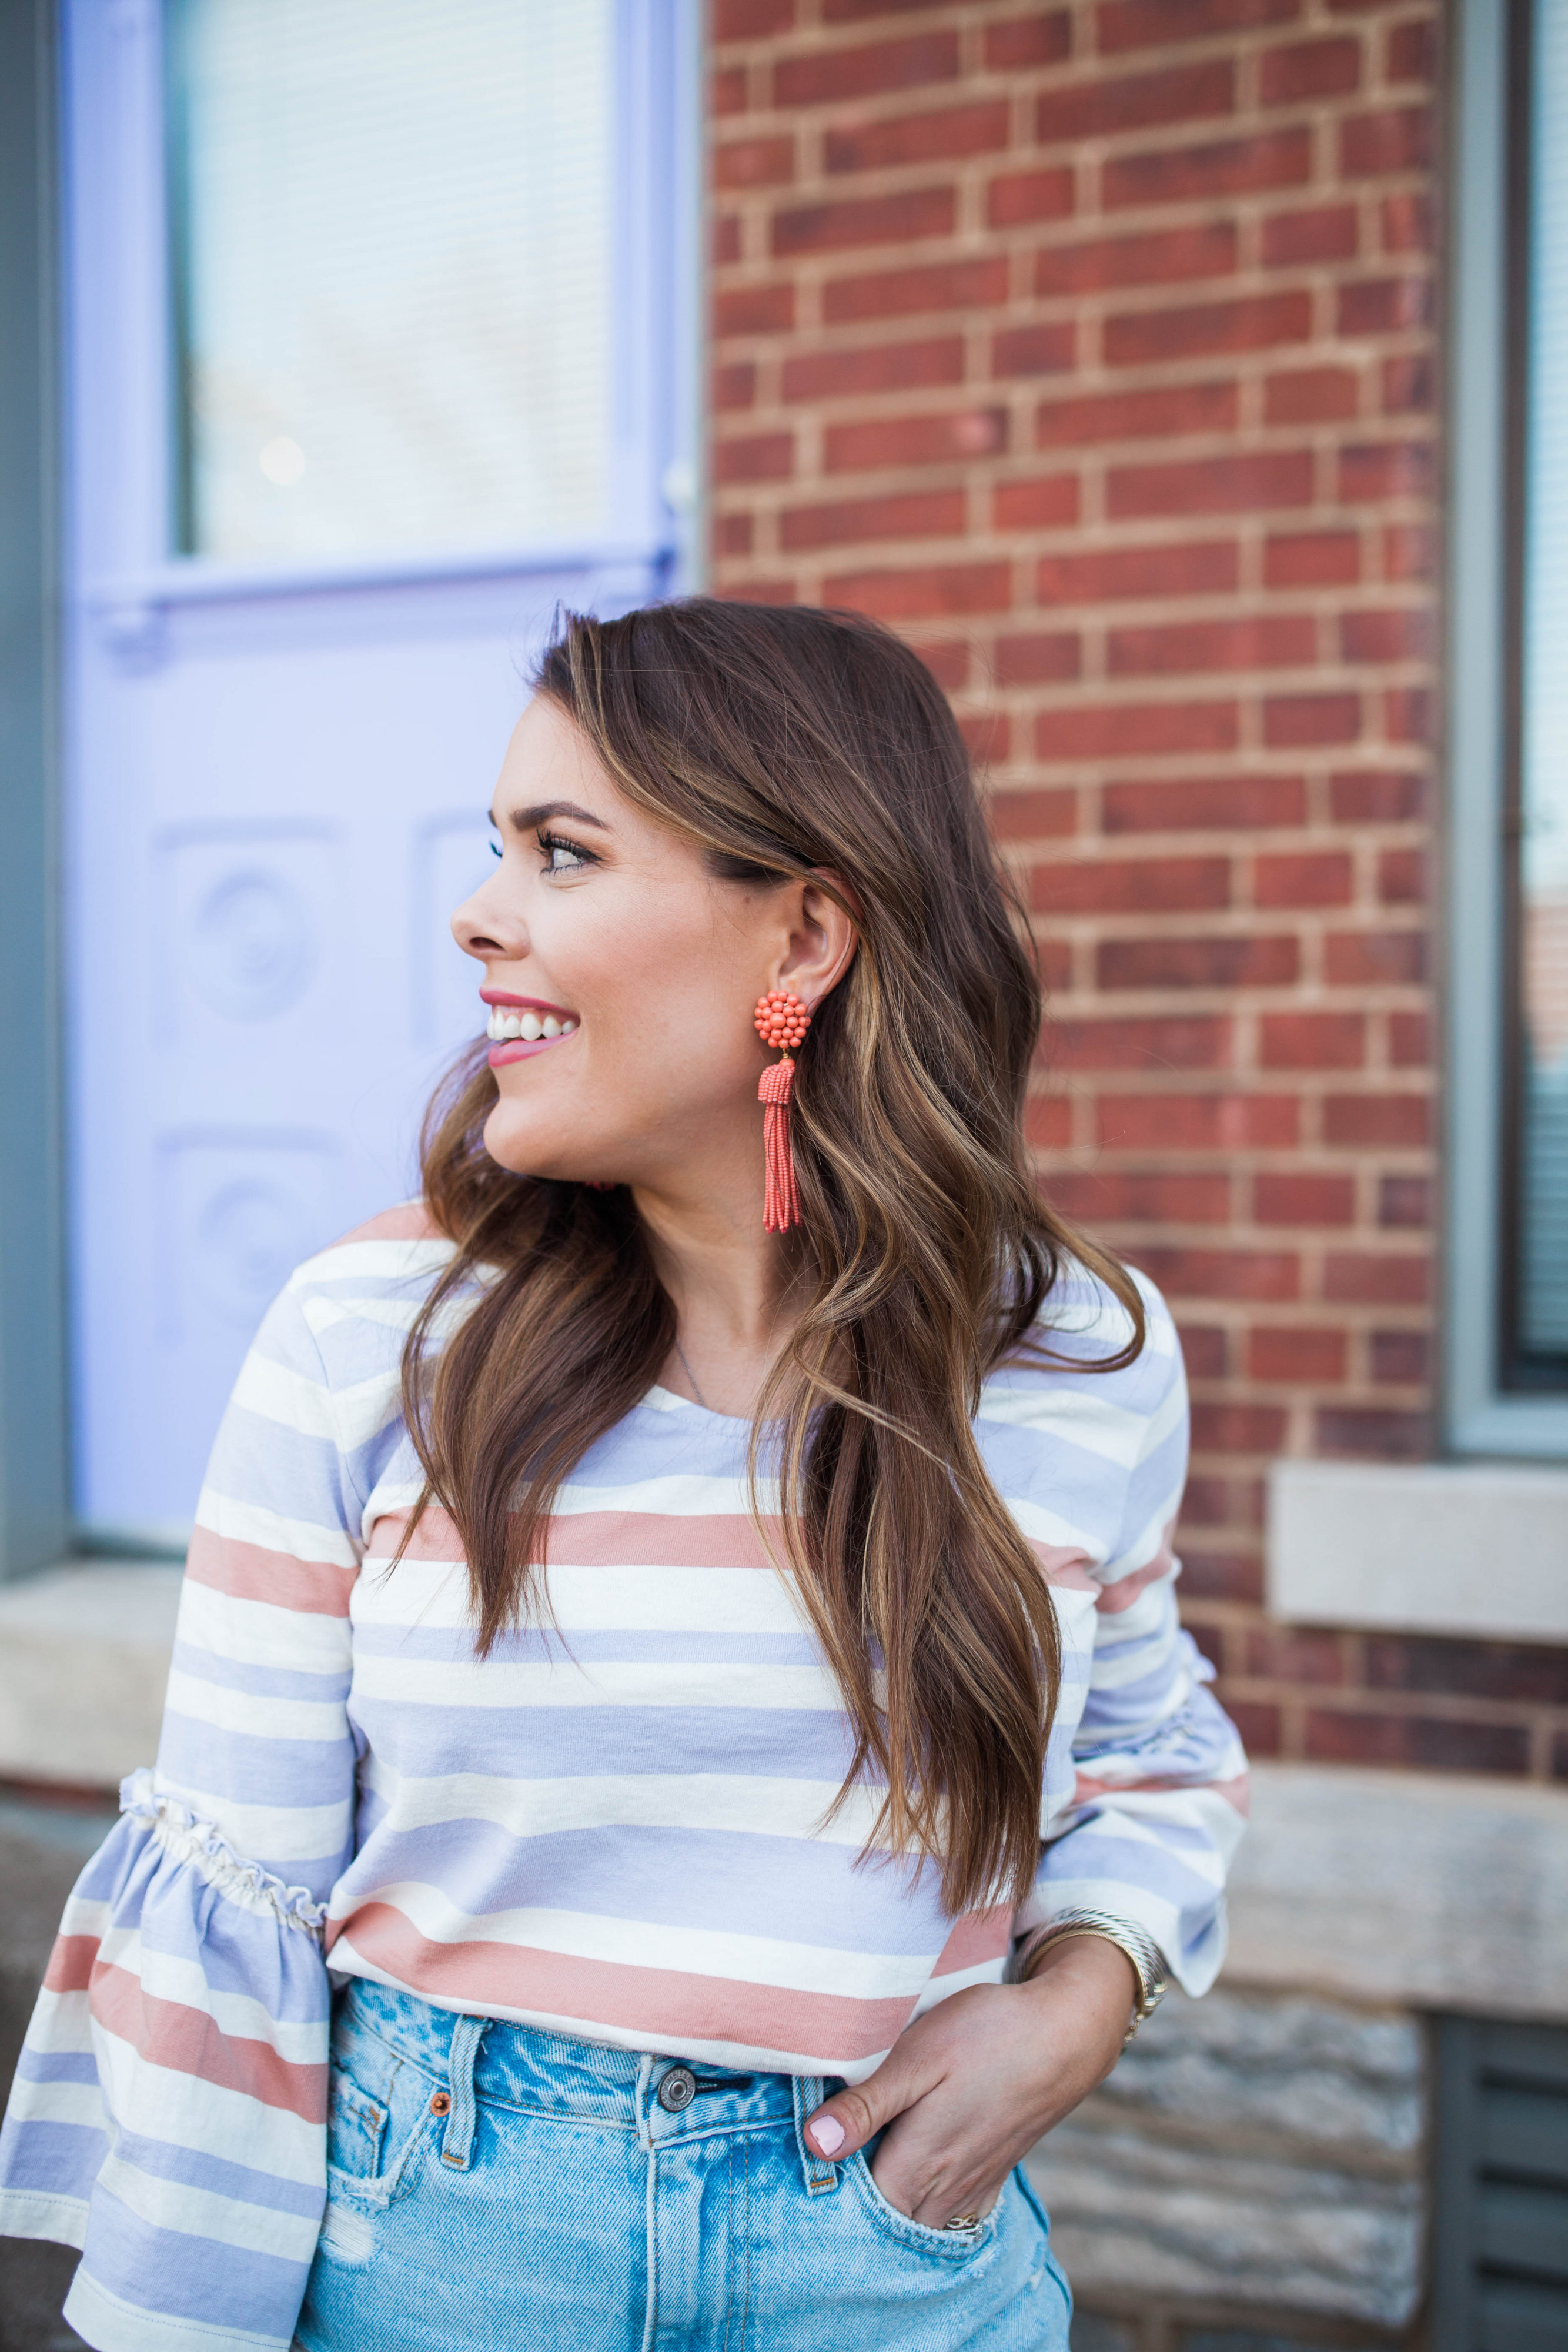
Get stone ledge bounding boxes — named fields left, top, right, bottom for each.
left=0, top=1561, right=181, bottom=1788
left=1267, top=1456, right=1568, bottom=1643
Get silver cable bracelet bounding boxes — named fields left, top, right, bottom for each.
left=1017, top=1907, right=1168, bottom=2046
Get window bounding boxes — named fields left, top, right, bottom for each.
left=1447, top=0, right=1568, bottom=1454
left=1432, top=2015, right=1568, bottom=2351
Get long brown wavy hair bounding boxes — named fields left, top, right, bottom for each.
left=400, top=599, right=1145, bottom=1915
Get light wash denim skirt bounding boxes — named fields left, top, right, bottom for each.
left=295, top=1978, right=1072, bottom=2351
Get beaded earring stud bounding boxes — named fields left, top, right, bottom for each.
left=753, top=988, right=812, bottom=1232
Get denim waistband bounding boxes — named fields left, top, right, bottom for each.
left=338, top=1977, right=844, bottom=2195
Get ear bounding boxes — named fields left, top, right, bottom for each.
left=775, top=870, right=860, bottom=1010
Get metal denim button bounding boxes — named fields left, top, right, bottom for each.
left=657, top=2066, right=697, bottom=2113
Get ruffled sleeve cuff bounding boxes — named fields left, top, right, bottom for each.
left=0, top=1770, right=330, bottom=2352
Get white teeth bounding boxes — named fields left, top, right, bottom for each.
left=541, top=1014, right=561, bottom=1038
left=486, top=1011, right=502, bottom=1040
left=500, top=1013, right=523, bottom=1040
left=486, top=1005, right=577, bottom=1044
left=519, top=1011, right=543, bottom=1041
left=563, top=1017, right=578, bottom=1034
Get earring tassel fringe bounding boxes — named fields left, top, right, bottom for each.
left=758, top=1055, right=801, bottom=1233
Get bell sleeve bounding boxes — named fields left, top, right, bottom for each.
left=0, top=1275, right=362, bottom=2352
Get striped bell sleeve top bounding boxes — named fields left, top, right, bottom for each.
left=0, top=1204, right=1246, bottom=2352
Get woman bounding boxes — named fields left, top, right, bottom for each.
left=0, top=601, right=1245, bottom=2352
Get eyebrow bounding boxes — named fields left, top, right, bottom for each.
left=492, top=799, right=616, bottom=834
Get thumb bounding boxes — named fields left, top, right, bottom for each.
left=804, top=2044, right=925, bottom=2161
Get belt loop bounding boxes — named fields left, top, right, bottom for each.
left=791, top=2073, right=840, bottom=2197
left=439, top=2013, right=487, bottom=2170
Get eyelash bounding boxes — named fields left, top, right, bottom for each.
left=487, top=830, right=599, bottom=874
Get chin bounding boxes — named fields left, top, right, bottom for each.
left=482, top=1104, right=597, bottom=1185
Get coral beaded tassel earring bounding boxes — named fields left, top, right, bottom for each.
left=753, top=989, right=811, bottom=1233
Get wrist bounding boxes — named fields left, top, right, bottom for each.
left=1015, top=1909, right=1168, bottom=2045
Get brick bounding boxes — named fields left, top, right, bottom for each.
left=1185, top=1559, right=1269, bottom=1613
left=1035, top=222, right=1237, bottom=298
left=773, top=186, right=956, bottom=256
left=773, top=31, right=959, bottom=108
left=823, top=257, right=1008, bottom=322
left=1098, top=1091, right=1299, bottom=1149
left=1037, top=540, right=1238, bottom=604
left=1035, top=380, right=1238, bottom=447
left=716, top=282, right=795, bottom=338
left=1104, top=127, right=1311, bottom=210
left=1266, top=530, right=1361, bottom=588
left=1048, top=1016, right=1231, bottom=1071
left=1338, top=275, right=1433, bottom=336
left=825, top=99, right=1010, bottom=174
left=961, top=710, right=1012, bottom=769
left=714, top=360, right=755, bottom=412
left=1259, top=34, right=1362, bottom=103
left=1386, top=18, right=1436, bottom=83
left=1108, top=614, right=1316, bottom=674
left=779, top=487, right=965, bottom=550
left=722, top=576, right=798, bottom=604
left=716, top=513, right=753, bottom=557
left=1339, top=439, right=1435, bottom=501
left=1178, top=1325, right=1229, bottom=1379
left=1259, top=1011, right=1365, bottom=1068
left=825, top=407, right=1007, bottom=470
left=1381, top=189, right=1434, bottom=255
left=1320, top=1401, right=1432, bottom=1452
left=1382, top=352, right=1435, bottom=413
left=1037, top=61, right=1234, bottom=145
left=994, top=632, right=1081, bottom=686
left=1379, top=846, right=1427, bottom=903
left=911, top=637, right=969, bottom=690
left=1340, top=105, right=1432, bottom=179
left=712, top=64, right=748, bottom=116
left=715, top=0, right=793, bottom=34
left=1262, top=203, right=1359, bottom=267
left=824, top=560, right=1012, bottom=619
left=1389, top=1009, right=1431, bottom=1065
left=992, top=322, right=1077, bottom=379
left=1265, top=366, right=1360, bottom=426
left=1368, top=1636, right=1568, bottom=1706
left=780, top=336, right=964, bottom=402
left=1105, top=289, right=1311, bottom=367
left=1306, top=1710, right=1527, bottom=1775
left=1247, top=1326, right=1349, bottom=1383
left=989, top=787, right=1078, bottom=839
left=1096, top=0, right=1300, bottom=50
left=714, top=215, right=742, bottom=266
left=1263, top=691, right=1360, bottom=747
left=1245, top=1626, right=1346, bottom=1683
left=1033, top=700, right=1240, bottom=759
left=1103, top=773, right=1305, bottom=832
left=1031, top=854, right=1231, bottom=915
left=1323, top=1091, right=1430, bottom=1145
left=1255, top=850, right=1353, bottom=906
left=994, top=474, right=1081, bottom=529
left=1254, top=1171, right=1356, bottom=1224
left=1024, top=1092, right=1074, bottom=1150
left=1047, top=1169, right=1232, bottom=1225
left=988, top=168, right=1076, bottom=230
left=1325, top=927, right=1427, bottom=985
left=1379, top=1173, right=1432, bottom=1228
left=1340, top=606, right=1433, bottom=663
left=1098, top=934, right=1299, bottom=988
left=1382, top=521, right=1436, bottom=580
left=1385, top=684, right=1433, bottom=746
left=1323, top=1250, right=1430, bottom=1303
left=716, top=136, right=796, bottom=192
left=714, top=431, right=794, bottom=485
left=1108, top=450, right=1313, bottom=518
left=1138, top=1250, right=1300, bottom=1302
left=823, top=0, right=962, bottom=14
left=1370, top=1329, right=1430, bottom=1384
left=985, top=9, right=1072, bottom=69
left=1215, top=1699, right=1281, bottom=1754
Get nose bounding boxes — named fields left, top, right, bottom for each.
left=452, top=871, right=526, bottom=964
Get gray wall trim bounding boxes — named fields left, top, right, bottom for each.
left=1444, top=0, right=1568, bottom=1459
left=0, top=0, right=69, bottom=1578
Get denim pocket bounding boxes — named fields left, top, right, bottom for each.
left=845, top=2150, right=1001, bottom=2261
left=323, top=2047, right=436, bottom=2219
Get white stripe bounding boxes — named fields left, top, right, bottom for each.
left=229, top=1352, right=338, bottom=1441
left=348, top=1655, right=842, bottom=1712
left=176, top=1579, right=353, bottom=1673
left=95, top=2149, right=320, bottom=2265
left=194, top=1487, right=361, bottom=1572
left=149, top=1780, right=351, bottom=1867
left=89, top=2022, right=320, bottom=2184
left=1102, top=1484, right=1185, bottom=1581
left=553, top=1473, right=781, bottom=1519
left=353, top=1555, right=806, bottom=1635
left=978, top=1382, right=1165, bottom=1467
left=66, top=2263, right=288, bottom=2352
left=1, top=2075, right=106, bottom=2131
left=289, top=1235, right=455, bottom=1288
left=339, top=1881, right=938, bottom=2000
left=164, top=1670, right=346, bottom=1745
left=362, top=1765, right=889, bottom=1848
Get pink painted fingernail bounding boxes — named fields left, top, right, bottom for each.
left=810, top=2115, right=845, bottom=2155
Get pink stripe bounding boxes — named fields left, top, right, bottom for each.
left=87, top=1960, right=326, bottom=2124
left=932, top=1907, right=1012, bottom=1972
left=1071, top=1769, right=1251, bottom=1812
left=369, top=1506, right=777, bottom=1572
left=44, top=1933, right=99, bottom=1996
left=1028, top=1541, right=1096, bottom=1592
left=1096, top=1520, right=1179, bottom=1613
left=330, top=1904, right=916, bottom=2067
left=325, top=1202, right=441, bottom=1250
left=186, top=1526, right=357, bottom=1618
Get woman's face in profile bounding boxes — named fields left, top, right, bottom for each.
left=452, top=694, right=785, bottom=1190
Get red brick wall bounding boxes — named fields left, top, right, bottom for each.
left=708, top=0, right=1568, bottom=1782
